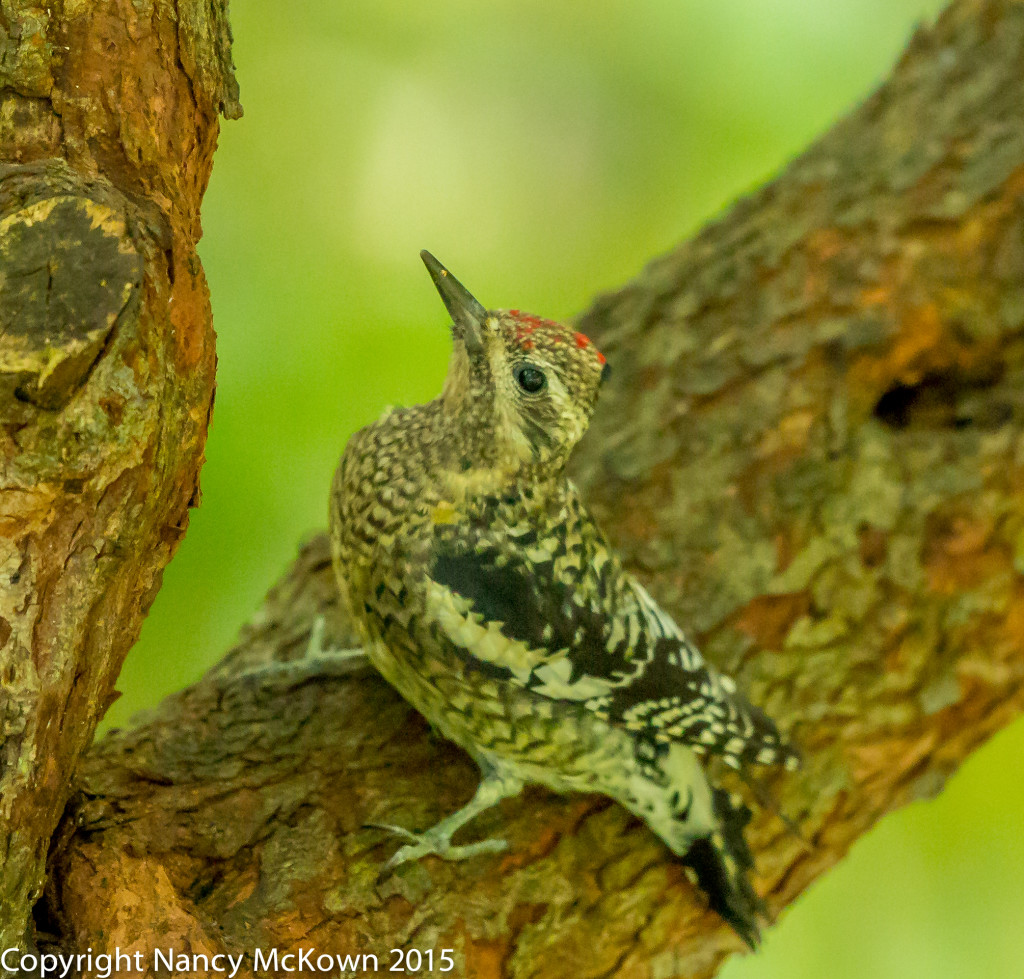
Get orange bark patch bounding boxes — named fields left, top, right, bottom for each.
left=848, top=302, right=951, bottom=408
left=774, top=531, right=797, bottom=574
left=847, top=729, right=937, bottom=788
left=858, top=526, right=888, bottom=569
left=499, top=824, right=562, bottom=872
left=616, top=499, right=662, bottom=544
left=860, top=283, right=892, bottom=307
left=1006, top=163, right=1024, bottom=200
left=897, top=303, right=942, bottom=372
left=507, top=902, right=549, bottom=934
left=1000, top=587, right=1024, bottom=650
left=923, top=512, right=1009, bottom=594
left=755, top=408, right=815, bottom=460
left=882, top=302, right=943, bottom=382
left=64, top=846, right=228, bottom=965
left=169, top=237, right=215, bottom=370
left=809, top=227, right=845, bottom=262
left=462, top=937, right=508, bottom=979
left=733, top=592, right=811, bottom=651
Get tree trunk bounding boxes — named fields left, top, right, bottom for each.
left=0, top=0, right=238, bottom=952
left=9, top=0, right=1024, bottom=976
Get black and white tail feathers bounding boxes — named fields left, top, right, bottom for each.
left=683, top=787, right=766, bottom=949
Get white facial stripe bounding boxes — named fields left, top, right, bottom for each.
left=488, top=337, right=535, bottom=462
left=543, top=369, right=569, bottom=405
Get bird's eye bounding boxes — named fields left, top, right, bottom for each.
left=515, top=364, right=547, bottom=394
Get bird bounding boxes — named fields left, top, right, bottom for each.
left=329, top=250, right=799, bottom=948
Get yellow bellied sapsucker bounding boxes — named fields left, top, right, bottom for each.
left=329, top=251, right=798, bottom=947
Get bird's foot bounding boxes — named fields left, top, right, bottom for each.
left=367, top=822, right=508, bottom=873
left=228, top=616, right=365, bottom=689
left=304, top=614, right=365, bottom=664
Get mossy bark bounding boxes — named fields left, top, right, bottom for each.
left=6, top=0, right=1024, bottom=976
left=0, top=0, right=237, bottom=951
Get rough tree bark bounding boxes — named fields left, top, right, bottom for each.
left=0, top=0, right=238, bottom=953
left=5, top=0, right=1024, bottom=976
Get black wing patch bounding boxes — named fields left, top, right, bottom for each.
left=429, top=523, right=798, bottom=770
left=430, top=541, right=642, bottom=691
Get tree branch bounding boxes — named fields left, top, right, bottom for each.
left=0, top=0, right=237, bottom=949
left=39, top=0, right=1024, bottom=975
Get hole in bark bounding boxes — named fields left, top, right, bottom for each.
left=873, top=367, right=1008, bottom=429
left=31, top=884, right=69, bottom=962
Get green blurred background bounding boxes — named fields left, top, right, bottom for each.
left=107, top=0, right=1024, bottom=974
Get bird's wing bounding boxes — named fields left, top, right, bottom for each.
left=426, top=515, right=797, bottom=771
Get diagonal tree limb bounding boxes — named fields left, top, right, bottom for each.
left=45, top=0, right=1024, bottom=976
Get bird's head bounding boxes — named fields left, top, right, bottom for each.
left=422, top=250, right=609, bottom=478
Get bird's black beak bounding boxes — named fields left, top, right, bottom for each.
left=420, top=250, right=487, bottom=355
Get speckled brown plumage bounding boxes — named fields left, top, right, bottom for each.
left=329, top=251, right=797, bottom=946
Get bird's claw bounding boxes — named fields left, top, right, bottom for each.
left=365, top=822, right=507, bottom=876
left=384, top=835, right=508, bottom=873
left=362, top=821, right=422, bottom=845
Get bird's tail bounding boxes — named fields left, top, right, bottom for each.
left=683, top=787, right=766, bottom=950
